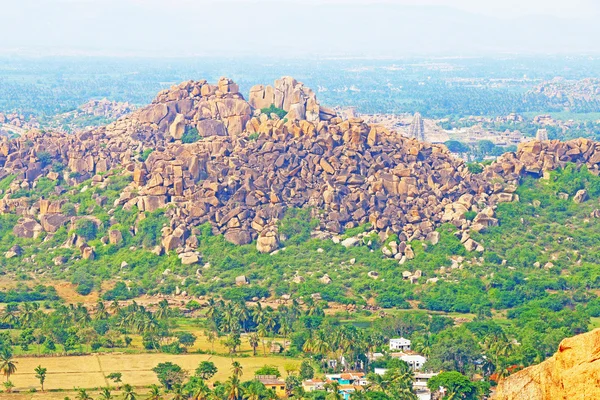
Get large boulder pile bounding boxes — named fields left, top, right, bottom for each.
left=1, top=77, right=600, bottom=254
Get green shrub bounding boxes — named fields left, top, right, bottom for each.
left=260, top=104, right=287, bottom=119
left=467, top=163, right=484, bottom=174
left=181, top=127, right=201, bottom=144
left=74, top=219, right=98, bottom=241
left=139, top=148, right=154, bottom=161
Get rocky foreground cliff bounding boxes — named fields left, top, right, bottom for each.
left=1, top=76, right=600, bottom=259
left=495, top=328, right=600, bottom=400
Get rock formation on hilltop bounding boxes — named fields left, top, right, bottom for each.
left=1, top=76, right=600, bottom=257
left=495, top=328, right=600, bottom=400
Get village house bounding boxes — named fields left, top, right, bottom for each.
left=256, top=375, right=286, bottom=398
left=325, top=372, right=367, bottom=386
left=391, top=352, right=427, bottom=370
left=389, top=337, right=411, bottom=351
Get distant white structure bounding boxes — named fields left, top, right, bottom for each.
left=536, top=128, right=549, bottom=141
left=395, top=353, right=427, bottom=370
left=390, top=337, right=411, bottom=351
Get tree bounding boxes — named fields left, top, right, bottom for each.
left=325, top=381, right=343, bottom=400
left=285, top=375, right=301, bottom=397
left=255, top=365, right=280, bottom=378
left=99, top=387, right=113, bottom=400
left=76, top=388, right=93, bottom=400
left=231, top=361, right=244, bottom=378
left=122, top=383, right=137, bottom=400
left=426, top=327, right=480, bottom=375
left=185, top=377, right=211, bottom=400
left=225, top=375, right=242, bottom=400
left=177, top=332, right=197, bottom=350
left=147, top=384, right=162, bottom=400
left=427, top=371, right=478, bottom=400
left=34, top=365, right=47, bottom=391
left=195, top=361, right=218, bottom=380
left=0, top=348, right=17, bottom=383
left=248, top=333, right=260, bottom=356
left=107, top=372, right=123, bottom=389
left=153, top=362, right=187, bottom=390
left=243, top=380, right=265, bottom=400
left=299, top=360, right=315, bottom=380
left=205, top=329, right=217, bottom=353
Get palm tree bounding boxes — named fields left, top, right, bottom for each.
left=234, top=301, right=250, bottom=332
left=155, top=299, right=170, bottom=320
left=231, top=361, right=243, bottom=378
left=278, top=318, right=291, bottom=353
left=1, top=304, right=19, bottom=327
left=257, top=324, right=268, bottom=356
left=252, top=303, right=265, bottom=326
left=225, top=375, right=242, bottom=400
left=109, top=300, right=121, bottom=315
left=243, top=380, right=263, bottom=400
left=324, top=381, right=343, bottom=400
left=0, top=348, right=17, bottom=382
left=248, top=333, right=260, bottom=356
left=34, top=365, right=47, bottom=391
left=76, top=388, right=93, bottom=400
left=122, top=383, right=137, bottom=400
left=95, top=301, right=109, bottom=320
left=171, top=384, right=185, bottom=400
left=99, top=387, right=113, bottom=399
left=191, top=379, right=211, bottom=400
left=349, top=390, right=367, bottom=400
left=147, top=384, right=162, bottom=400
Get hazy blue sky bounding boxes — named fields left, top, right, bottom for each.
left=2, top=0, right=599, bottom=57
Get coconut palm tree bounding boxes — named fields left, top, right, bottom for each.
left=324, top=381, right=343, bottom=400
left=95, top=301, right=109, bottom=320
left=231, top=361, right=243, bottom=378
left=257, top=324, right=268, bottom=356
left=190, top=379, right=211, bottom=400
left=0, top=348, right=17, bottom=383
left=98, top=387, right=113, bottom=399
left=122, top=383, right=137, bottom=400
left=147, top=384, right=162, bottom=400
left=171, top=384, right=185, bottom=400
left=1, top=304, right=19, bottom=327
left=109, top=300, right=121, bottom=315
left=252, top=303, right=265, bottom=326
left=248, top=333, right=260, bottom=356
left=225, top=375, right=242, bottom=400
left=76, top=388, right=93, bottom=400
left=155, top=299, right=170, bottom=320
left=243, top=380, right=263, bottom=400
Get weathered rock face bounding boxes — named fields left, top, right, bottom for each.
left=495, top=328, right=600, bottom=400
left=249, top=77, right=328, bottom=122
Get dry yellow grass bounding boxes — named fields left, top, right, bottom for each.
left=8, top=353, right=298, bottom=394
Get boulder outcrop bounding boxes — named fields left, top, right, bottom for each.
left=495, top=328, right=600, bottom=400
left=1, top=77, right=600, bottom=255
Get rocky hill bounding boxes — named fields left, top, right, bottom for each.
left=1, top=76, right=600, bottom=261
left=495, top=328, right=600, bottom=400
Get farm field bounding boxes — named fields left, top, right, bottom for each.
left=7, top=353, right=298, bottom=395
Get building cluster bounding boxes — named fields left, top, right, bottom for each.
left=257, top=337, right=437, bottom=400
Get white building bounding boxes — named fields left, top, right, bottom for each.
left=389, top=337, right=411, bottom=351
left=394, top=353, right=427, bottom=370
